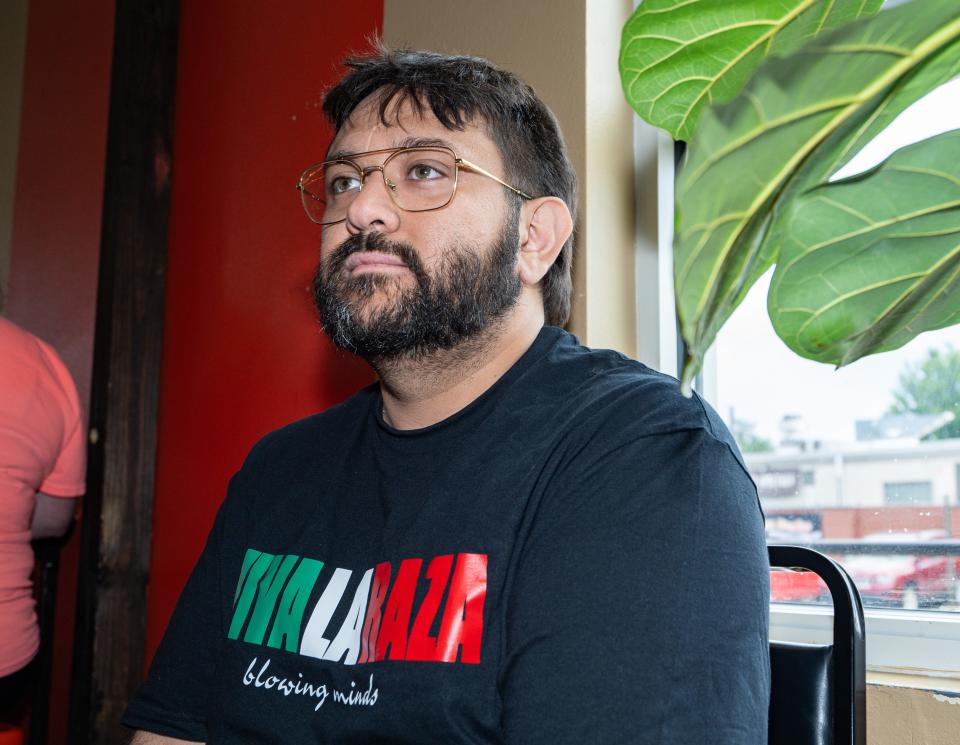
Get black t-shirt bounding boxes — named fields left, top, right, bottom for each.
left=123, top=327, right=770, bottom=743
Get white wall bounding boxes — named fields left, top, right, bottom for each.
left=383, top=0, right=639, bottom=355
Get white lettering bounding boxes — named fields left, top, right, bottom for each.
left=300, top=568, right=352, bottom=659
left=323, top=568, right=373, bottom=665
left=254, top=658, right=271, bottom=687
left=243, top=657, right=258, bottom=685
left=241, top=657, right=329, bottom=710
left=330, top=674, right=378, bottom=706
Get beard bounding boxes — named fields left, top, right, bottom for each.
left=312, top=204, right=522, bottom=361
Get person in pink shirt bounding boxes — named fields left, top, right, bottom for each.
left=0, top=315, right=86, bottom=716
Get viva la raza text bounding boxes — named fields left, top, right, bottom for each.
left=228, top=549, right=488, bottom=665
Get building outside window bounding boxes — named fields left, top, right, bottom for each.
left=706, top=78, right=960, bottom=619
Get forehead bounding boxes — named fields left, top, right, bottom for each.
left=326, top=94, right=500, bottom=164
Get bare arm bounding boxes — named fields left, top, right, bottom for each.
left=130, top=731, right=203, bottom=745
left=30, top=492, right=77, bottom=539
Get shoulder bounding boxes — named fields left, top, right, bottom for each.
left=236, top=383, right=378, bottom=473
left=529, top=329, right=745, bottom=470
left=211, top=384, right=378, bottom=520
left=520, top=340, right=763, bottom=542
left=0, top=317, right=81, bottom=418
left=0, top=317, right=54, bottom=374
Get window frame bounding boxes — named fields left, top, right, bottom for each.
left=634, top=118, right=960, bottom=680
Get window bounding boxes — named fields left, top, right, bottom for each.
left=634, top=65, right=960, bottom=678
left=712, top=261, right=960, bottom=619
left=884, top=482, right=933, bottom=505
left=706, top=69, right=960, bottom=619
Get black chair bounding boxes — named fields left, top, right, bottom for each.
left=768, top=545, right=866, bottom=745
left=28, top=538, right=62, bottom=745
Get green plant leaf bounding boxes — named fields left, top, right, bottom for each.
left=821, top=36, right=960, bottom=180
left=619, top=0, right=882, bottom=141
left=673, top=0, right=960, bottom=393
left=768, top=129, right=960, bottom=367
left=738, top=16, right=960, bottom=348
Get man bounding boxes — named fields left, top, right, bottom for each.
left=0, top=314, right=85, bottom=720
left=124, top=47, right=769, bottom=744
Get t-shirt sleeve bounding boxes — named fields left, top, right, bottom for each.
left=36, top=342, right=86, bottom=497
left=121, top=477, right=238, bottom=741
left=501, top=426, right=770, bottom=745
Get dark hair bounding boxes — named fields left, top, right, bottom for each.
left=323, top=44, right=578, bottom=327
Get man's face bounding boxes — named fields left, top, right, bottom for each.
left=311, top=96, right=523, bottom=361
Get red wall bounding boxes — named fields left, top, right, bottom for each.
left=6, top=1, right=114, bottom=742
left=146, top=2, right=382, bottom=663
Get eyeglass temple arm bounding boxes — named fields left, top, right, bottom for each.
left=456, top=158, right=533, bottom=200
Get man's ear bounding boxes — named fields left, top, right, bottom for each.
left=517, top=197, right=573, bottom=287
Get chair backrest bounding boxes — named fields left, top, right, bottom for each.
left=768, top=545, right=866, bottom=745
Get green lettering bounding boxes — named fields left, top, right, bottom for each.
left=266, top=558, right=324, bottom=652
left=233, top=549, right=264, bottom=604
left=242, top=554, right=298, bottom=645
left=228, top=549, right=274, bottom=640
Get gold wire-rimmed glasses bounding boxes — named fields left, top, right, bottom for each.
left=296, top=145, right=533, bottom=225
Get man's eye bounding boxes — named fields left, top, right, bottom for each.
left=329, top=175, right=360, bottom=194
left=409, top=164, right=443, bottom=180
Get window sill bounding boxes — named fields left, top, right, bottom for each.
left=867, top=670, right=960, bottom=694
left=770, top=603, right=960, bottom=681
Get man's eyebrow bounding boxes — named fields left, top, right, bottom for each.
left=396, top=136, right=454, bottom=150
left=325, top=137, right=455, bottom=161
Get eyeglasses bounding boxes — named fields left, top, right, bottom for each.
left=296, top=145, right=533, bottom=225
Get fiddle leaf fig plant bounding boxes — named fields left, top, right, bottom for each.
left=619, top=0, right=960, bottom=395
left=767, top=129, right=960, bottom=366
left=620, top=0, right=883, bottom=141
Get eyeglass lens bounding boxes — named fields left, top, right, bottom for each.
left=300, top=148, right=457, bottom=224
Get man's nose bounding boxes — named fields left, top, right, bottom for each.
left=344, top=168, right=401, bottom=235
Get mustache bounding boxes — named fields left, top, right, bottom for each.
left=326, top=232, right=425, bottom=277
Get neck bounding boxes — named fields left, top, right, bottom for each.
left=374, top=296, right=544, bottom=430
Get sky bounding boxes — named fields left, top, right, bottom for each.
left=713, top=78, right=960, bottom=446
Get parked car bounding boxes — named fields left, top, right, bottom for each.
left=770, top=567, right=828, bottom=604
left=841, top=553, right=960, bottom=609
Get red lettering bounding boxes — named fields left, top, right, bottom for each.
left=405, top=554, right=454, bottom=661
left=358, top=561, right=390, bottom=664
left=374, top=558, right=422, bottom=661
left=436, top=553, right=487, bottom=664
